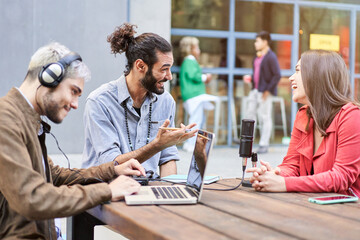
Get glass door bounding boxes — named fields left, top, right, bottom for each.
left=299, top=7, right=351, bottom=66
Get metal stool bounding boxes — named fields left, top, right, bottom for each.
left=240, top=96, right=287, bottom=139
left=184, top=96, right=238, bottom=144
left=271, top=96, right=287, bottom=138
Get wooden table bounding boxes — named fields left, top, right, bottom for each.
left=71, top=179, right=360, bottom=240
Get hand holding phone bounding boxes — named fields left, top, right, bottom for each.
left=308, top=195, right=358, bottom=205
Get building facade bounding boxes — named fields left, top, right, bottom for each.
left=170, top=0, right=360, bottom=146
left=1, top=0, right=359, bottom=152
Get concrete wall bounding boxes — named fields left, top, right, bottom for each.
left=129, top=0, right=172, bottom=41
left=0, top=0, right=171, bottom=155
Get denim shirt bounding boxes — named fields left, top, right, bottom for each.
left=81, top=75, right=179, bottom=177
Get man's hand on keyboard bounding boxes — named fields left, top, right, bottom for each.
left=109, top=175, right=141, bottom=201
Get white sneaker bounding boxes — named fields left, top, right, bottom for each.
left=256, top=146, right=269, bottom=154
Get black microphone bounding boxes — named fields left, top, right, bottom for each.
left=239, top=119, right=255, bottom=171
left=239, top=119, right=255, bottom=187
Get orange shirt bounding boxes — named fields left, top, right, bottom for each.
left=279, top=103, right=360, bottom=197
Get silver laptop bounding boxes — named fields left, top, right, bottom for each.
left=125, top=129, right=215, bottom=205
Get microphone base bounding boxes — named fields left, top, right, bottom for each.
left=242, top=180, right=252, bottom=187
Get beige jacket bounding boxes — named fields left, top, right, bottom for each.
left=0, top=88, right=116, bottom=239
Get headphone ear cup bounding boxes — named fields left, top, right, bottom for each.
left=39, top=63, right=65, bottom=88
left=38, top=53, right=82, bottom=88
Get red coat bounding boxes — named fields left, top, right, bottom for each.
left=279, top=103, right=360, bottom=197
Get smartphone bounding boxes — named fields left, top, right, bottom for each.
left=308, top=195, right=358, bottom=205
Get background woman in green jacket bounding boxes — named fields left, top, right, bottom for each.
left=179, top=36, right=218, bottom=152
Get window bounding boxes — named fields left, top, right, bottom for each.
left=235, top=1, right=293, bottom=34
left=236, top=39, right=292, bottom=69
left=304, top=0, right=360, bottom=4
left=172, top=0, right=230, bottom=30
left=171, top=36, right=227, bottom=67
left=299, top=7, right=350, bottom=66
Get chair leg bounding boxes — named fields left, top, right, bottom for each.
left=240, top=97, right=248, bottom=122
left=203, top=110, right=210, bottom=130
left=213, top=99, right=221, bottom=145
left=183, top=110, right=189, bottom=125
left=219, top=101, right=227, bottom=143
left=231, top=98, right=238, bottom=141
left=280, top=98, right=287, bottom=137
left=271, top=102, right=275, bottom=140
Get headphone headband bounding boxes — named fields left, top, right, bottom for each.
left=39, top=53, right=82, bottom=88
left=58, top=54, right=82, bottom=68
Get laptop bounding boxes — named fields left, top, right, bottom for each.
left=125, top=129, right=215, bottom=205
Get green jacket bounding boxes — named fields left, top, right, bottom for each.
left=179, top=57, right=206, bottom=102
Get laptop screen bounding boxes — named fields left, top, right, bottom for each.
left=185, top=129, right=215, bottom=192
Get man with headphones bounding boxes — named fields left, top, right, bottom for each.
left=0, top=42, right=146, bottom=239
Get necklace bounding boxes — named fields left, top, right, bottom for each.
left=122, top=101, right=152, bottom=151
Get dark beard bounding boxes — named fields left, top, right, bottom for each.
left=43, top=92, right=63, bottom=124
left=140, top=68, right=165, bottom=95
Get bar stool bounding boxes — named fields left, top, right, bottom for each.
left=183, top=96, right=238, bottom=144
left=212, top=96, right=238, bottom=143
left=240, top=96, right=287, bottom=139
left=271, top=96, right=287, bottom=138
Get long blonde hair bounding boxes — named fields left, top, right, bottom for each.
left=301, top=50, right=359, bottom=135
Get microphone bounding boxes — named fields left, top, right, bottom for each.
left=239, top=119, right=255, bottom=171
left=239, top=119, right=255, bottom=188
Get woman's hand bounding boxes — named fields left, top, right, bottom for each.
left=250, top=171, right=286, bottom=192
left=246, top=160, right=285, bottom=192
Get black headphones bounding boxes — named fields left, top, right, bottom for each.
left=38, top=53, right=82, bottom=88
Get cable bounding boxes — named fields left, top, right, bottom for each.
left=149, top=178, right=187, bottom=185
left=47, top=129, right=105, bottom=185
left=49, top=132, right=70, bottom=168
left=204, top=169, right=246, bottom=191
left=150, top=167, right=247, bottom=191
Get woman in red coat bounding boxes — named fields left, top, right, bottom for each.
left=247, top=50, right=360, bottom=197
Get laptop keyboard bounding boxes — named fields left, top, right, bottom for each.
left=151, top=186, right=198, bottom=199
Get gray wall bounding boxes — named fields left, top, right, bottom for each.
left=130, top=0, right=171, bottom=41
left=0, top=0, right=171, bottom=154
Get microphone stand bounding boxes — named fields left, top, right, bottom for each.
left=242, top=152, right=258, bottom=187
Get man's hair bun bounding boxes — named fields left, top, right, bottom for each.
left=107, top=23, right=137, bottom=55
